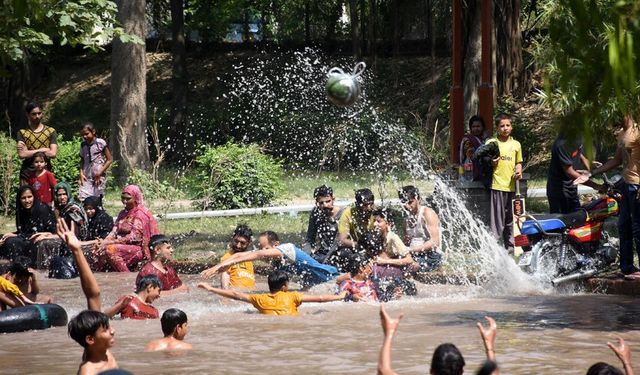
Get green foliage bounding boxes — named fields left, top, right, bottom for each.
left=191, top=142, right=284, bottom=209
left=126, top=169, right=186, bottom=203
left=50, top=136, right=81, bottom=193
left=0, top=0, right=142, bottom=72
left=0, top=132, right=20, bottom=215
left=533, top=0, right=640, bottom=155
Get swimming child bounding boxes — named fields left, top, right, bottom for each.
left=145, top=308, right=193, bottom=352
left=136, top=234, right=188, bottom=294
left=56, top=218, right=118, bottom=374
left=79, top=122, right=113, bottom=201
left=26, top=151, right=57, bottom=207
left=1, top=256, right=52, bottom=304
left=198, top=270, right=348, bottom=316
left=104, top=275, right=161, bottom=320
left=338, top=252, right=378, bottom=302
left=0, top=272, right=37, bottom=310
left=201, top=231, right=340, bottom=288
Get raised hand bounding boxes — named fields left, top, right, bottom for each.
left=201, top=264, right=226, bottom=279
left=56, top=218, right=81, bottom=251
left=379, top=305, right=404, bottom=337
left=607, top=337, right=633, bottom=371
left=477, top=316, right=497, bottom=360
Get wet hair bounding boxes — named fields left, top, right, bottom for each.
left=398, top=186, right=420, bottom=203
left=372, top=207, right=393, bottom=223
left=161, top=308, right=188, bottom=337
left=68, top=310, right=110, bottom=348
left=586, top=363, right=624, bottom=375
left=259, top=230, right=279, bottom=245
left=313, top=185, right=334, bottom=199
left=25, top=102, right=43, bottom=113
left=355, top=188, right=374, bottom=205
left=81, top=122, right=96, bottom=132
left=345, top=252, right=369, bottom=277
left=233, top=224, right=253, bottom=241
left=149, top=234, right=171, bottom=257
left=9, top=256, right=33, bottom=278
left=468, top=115, right=486, bottom=132
left=98, top=370, right=134, bottom=375
left=136, top=275, right=162, bottom=293
left=267, top=270, right=289, bottom=293
left=430, top=343, right=465, bottom=375
left=32, top=151, right=47, bottom=163
left=357, top=231, right=384, bottom=258
left=475, top=360, right=498, bottom=375
left=495, top=113, right=512, bottom=126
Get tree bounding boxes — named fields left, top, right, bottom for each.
left=110, top=0, right=149, bottom=181
left=494, top=0, right=524, bottom=97
left=0, top=0, right=138, bottom=133
left=535, top=0, right=640, bottom=150
left=169, top=0, right=189, bottom=161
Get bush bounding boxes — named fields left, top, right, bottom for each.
left=50, top=136, right=82, bottom=194
left=0, top=132, right=20, bottom=215
left=191, top=142, right=284, bottom=209
left=126, top=169, right=186, bottom=202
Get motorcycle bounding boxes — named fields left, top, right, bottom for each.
left=514, top=175, right=622, bottom=285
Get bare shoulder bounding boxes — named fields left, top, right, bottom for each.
left=145, top=338, right=167, bottom=352
left=78, top=352, right=118, bottom=375
left=168, top=340, right=193, bottom=351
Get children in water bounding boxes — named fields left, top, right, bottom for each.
left=0, top=256, right=52, bottom=305
left=105, top=275, right=161, bottom=320
left=145, top=308, right=193, bottom=351
left=198, top=270, right=347, bottom=316
left=338, top=253, right=378, bottom=302
left=136, top=234, right=188, bottom=294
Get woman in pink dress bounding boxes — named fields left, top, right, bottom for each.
left=95, top=185, right=159, bottom=272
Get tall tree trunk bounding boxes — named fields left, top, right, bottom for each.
left=110, top=0, right=149, bottom=181
left=463, top=1, right=482, bottom=123
left=368, top=0, right=377, bottom=63
left=494, top=0, right=523, bottom=97
left=304, top=1, right=311, bottom=44
left=360, top=0, right=366, bottom=55
left=325, top=0, right=343, bottom=48
left=169, top=0, right=188, bottom=162
left=392, top=0, right=400, bottom=57
left=349, top=0, right=361, bottom=58
left=425, top=0, right=434, bottom=58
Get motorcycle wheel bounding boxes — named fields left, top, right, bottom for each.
left=533, top=238, right=579, bottom=283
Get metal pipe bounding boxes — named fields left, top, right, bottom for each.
left=551, top=269, right=597, bottom=285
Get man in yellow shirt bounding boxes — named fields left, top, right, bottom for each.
left=198, top=270, right=347, bottom=316
left=485, top=113, right=523, bottom=254
left=220, top=224, right=256, bottom=289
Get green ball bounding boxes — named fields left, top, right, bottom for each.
left=326, top=74, right=361, bottom=107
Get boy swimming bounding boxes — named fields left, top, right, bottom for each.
left=198, top=270, right=347, bottom=316
left=145, top=308, right=193, bottom=351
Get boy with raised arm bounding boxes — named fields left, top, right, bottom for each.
left=56, top=218, right=118, bottom=374
left=201, top=231, right=340, bottom=288
left=198, top=270, right=347, bottom=316
left=145, top=308, right=193, bottom=352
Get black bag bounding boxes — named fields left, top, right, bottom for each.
left=48, top=255, right=79, bottom=279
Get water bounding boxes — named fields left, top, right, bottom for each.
left=3, top=49, right=636, bottom=373
left=1, top=273, right=639, bottom=374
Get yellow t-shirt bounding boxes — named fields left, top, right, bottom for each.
left=0, top=276, right=24, bottom=298
left=221, top=251, right=255, bottom=289
left=487, top=137, right=522, bottom=192
left=618, top=125, right=640, bottom=185
left=247, top=291, right=303, bottom=316
left=337, top=206, right=375, bottom=242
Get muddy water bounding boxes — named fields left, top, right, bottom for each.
left=1, top=272, right=639, bottom=374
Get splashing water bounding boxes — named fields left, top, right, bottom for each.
left=208, top=47, right=552, bottom=297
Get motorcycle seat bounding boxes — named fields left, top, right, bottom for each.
left=521, top=209, right=588, bottom=235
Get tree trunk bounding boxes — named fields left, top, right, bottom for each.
left=304, top=1, right=311, bottom=44
left=392, top=0, right=400, bottom=57
left=360, top=0, right=366, bottom=55
left=368, top=0, right=377, bottom=62
left=349, top=0, right=361, bottom=58
left=169, top=0, right=188, bottom=162
left=110, top=0, right=149, bottom=181
left=324, top=0, right=343, bottom=48
left=494, top=0, right=524, bottom=97
left=463, top=1, right=482, bottom=123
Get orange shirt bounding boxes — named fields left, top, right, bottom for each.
left=221, top=250, right=255, bottom=289
left=247, top=291, right=303, bottom=316
left=618, top=125, right=640, bottom=185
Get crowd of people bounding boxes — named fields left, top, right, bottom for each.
left=0, top=103, right=635, bottom=374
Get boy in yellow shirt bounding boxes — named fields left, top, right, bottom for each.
left=219, top=224, right=256, bottom=289
left=198, top=270, right=347, bottom=316
left=485, top=113, right=523, bottom=254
